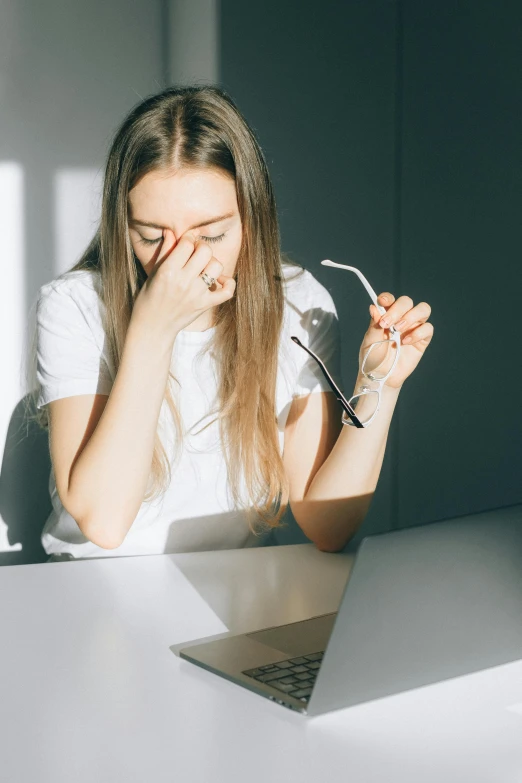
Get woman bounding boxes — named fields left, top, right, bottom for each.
left=27, top=84, right=433, bottom=561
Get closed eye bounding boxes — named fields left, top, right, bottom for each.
left=139, top=233, right=226, bottom=246
left=200, top=234, right=225, bottom=244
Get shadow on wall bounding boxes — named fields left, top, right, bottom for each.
left=0, top=397, right=51, bottom=566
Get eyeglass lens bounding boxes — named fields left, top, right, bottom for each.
left=348, top=389, right=379, bottom=425
left=362, top=339, right=398, bottom=381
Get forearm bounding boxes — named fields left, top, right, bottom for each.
left=68, top=323, right=178, bottom=548
left=292, top=376, right=401, bottom=552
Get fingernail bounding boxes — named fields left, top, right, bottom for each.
left=380, top=318, right=390, bottom=328
left=395, top=319, right=406, bottom=330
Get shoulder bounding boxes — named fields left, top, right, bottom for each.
left=281, top=261, right=338, bottom=324
left=36, top=268, right=105, bottom=338
left=277, top=262, right=342, bottom=399
left=38, top=268, right=102, bottom=304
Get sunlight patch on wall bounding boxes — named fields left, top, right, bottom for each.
left=0, top=162, right=25, bottom=552
left=53, top=168, right=103, bottom=276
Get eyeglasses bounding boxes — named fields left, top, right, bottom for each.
left=291, top=261, right=401, bottom=428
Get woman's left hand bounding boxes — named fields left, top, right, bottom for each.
left=360, top=293, right=434, bottom=389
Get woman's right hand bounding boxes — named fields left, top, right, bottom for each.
left=130, top=227, right=236, bottom=342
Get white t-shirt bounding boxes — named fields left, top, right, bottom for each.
left=35, top=262, right=342, bottom=559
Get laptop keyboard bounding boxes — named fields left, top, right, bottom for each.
left=242, top=651, right=323, bottom=703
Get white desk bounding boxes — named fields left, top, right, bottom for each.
left=0, top=542, right=521, bottom=782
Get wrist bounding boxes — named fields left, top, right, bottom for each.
left=127, top=317, right=178, bottom=360
left=353, top=373, right=402, bottom=397
left=341, top=375, right=400, bottom=427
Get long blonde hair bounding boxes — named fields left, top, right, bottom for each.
left=26, top=84, right=305, bottom=535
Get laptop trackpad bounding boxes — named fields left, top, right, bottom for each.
left=246, top=613, right=336, bottom=656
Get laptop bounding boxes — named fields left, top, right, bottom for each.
left=175, top=508, right=522, bottom=716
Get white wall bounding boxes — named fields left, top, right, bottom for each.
left=0, top=0, right=222, bottom=564
left=0, top=0, right=165, bottom=561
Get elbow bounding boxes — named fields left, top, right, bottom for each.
left=311, top=515, right=367, bottom=554
left=312, top=527, right=359, bottom=553
left=60, top=488, right=128, bottom=550
left=91, top=534, right=126, bottom=551
left=314, top=540, right=347, bottom=554
left=77, top=517, right=127, bottom=550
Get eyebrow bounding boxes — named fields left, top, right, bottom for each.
left=129, top=211, right=236, bottom=231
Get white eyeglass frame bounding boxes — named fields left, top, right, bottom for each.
left=323, top=260, right=401, bottom=427
left=290, top=261, right=401, bottom=429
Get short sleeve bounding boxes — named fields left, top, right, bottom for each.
left=294, top=276, right=343, bottom=397
left=35, top=282, right=113, bottom=410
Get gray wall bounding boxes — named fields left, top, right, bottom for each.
left=397, top=1, right=522, bottom=526
left=219, top=0, right=522, bottom=546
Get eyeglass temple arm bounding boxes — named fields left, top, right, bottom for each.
left=321, top=260, right=401, bottom=344
left=290, top=336, right=364, bottom=428
left=321, top=260, right=387, bottom=318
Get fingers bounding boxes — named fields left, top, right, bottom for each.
left=372, top=295, right=432, bottom=330
left=200, top=260, right=226, bottom=294
left=401, top=322, right=434, bottom=346
left=183, top=238, right=217, bottom=277
left=378, top=292, right=395, bottom=307
left=159, top=228, right=206, bottom=271
left=153, top=227, right=234, bottom=301
left=378, top=295, right=414, bottom=328
left=369, top=295, right=433, bottom=341
left=393, top=301, right=431, bottom=333
left=369, top=304, right=384, bottom=329
left=181, top=241, right=232, bottom=301
left=370, top=293, right=395, bottom=324
left=216, top=274, right=237, bottom=300
left=206, top=273, right=236, bottom=302
left=158, top=228, right=225, bottom=286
